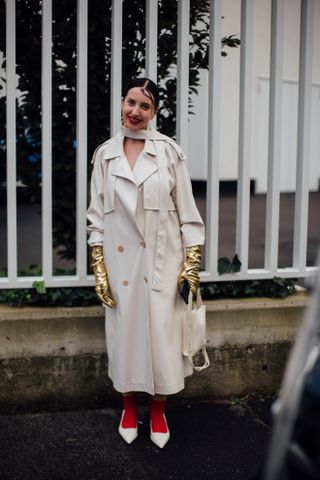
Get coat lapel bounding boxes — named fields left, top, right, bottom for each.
left=101, top=133, right=136, bottom=185
left=133, top=141, right=159, bottom=187
left=102, top=134, right=159, bottom=186
left=111, top=156, right=136, bottom=184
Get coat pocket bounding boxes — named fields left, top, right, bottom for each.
left=143, top=173, right=176, bottom=211
left=103, top=172, right=116, bottom=214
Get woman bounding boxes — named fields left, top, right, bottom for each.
left=86, top=78, right=205, bottom=448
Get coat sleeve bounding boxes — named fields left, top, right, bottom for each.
left=86, top=147, right=105, bottom=246
left=168, top=145, right=205, bottom=248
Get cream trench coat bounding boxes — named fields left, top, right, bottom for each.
left=86, top=130, right=205, bottom=395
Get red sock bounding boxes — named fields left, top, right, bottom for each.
left=121, top=395, right=138, bottom=428
left=150, top=399, right=168, bottom=433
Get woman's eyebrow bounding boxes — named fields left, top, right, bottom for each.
left=126, top=97, right=151, bottom=108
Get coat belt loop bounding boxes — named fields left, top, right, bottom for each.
left=151, top=142, right=169, bottom=292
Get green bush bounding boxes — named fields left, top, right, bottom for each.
left=0, top=276, right=296, bottom=308
left=201, top=277, right=296, bottom=300
left=0, top=285, right=98, bottom=308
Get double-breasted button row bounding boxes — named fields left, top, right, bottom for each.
left=122, top=278, right=147, bottom=286
left=118, top=243, right=146, bottom=251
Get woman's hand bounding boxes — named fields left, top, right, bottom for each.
left=90, top=246, right=116, bottom=308
left=178, top=245, right=201, bottom=295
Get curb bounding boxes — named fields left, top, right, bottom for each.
left=0, top=291, right=308, bottom=409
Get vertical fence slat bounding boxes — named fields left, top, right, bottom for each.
left=76, top=0, right=88, bottom=279
left=2, top=1, right=318, bottom=289
left=205, top=0, right=222, bottom=278
left=110, top=0, right=122, bottom=136
left=145, top=0, right=158, bottom=82
left=176, top=0, right=189, bottom=153
left=293, top=0, right=314, bottom=271
left=6, top=0, right=17, bottom=281
left=264, top=0, right=284, bottom=272
left=146, top=0, right=158, bottom=129
left=42, top=0, right=53, bottom=280
left=235, top=0, right=253, bottom=272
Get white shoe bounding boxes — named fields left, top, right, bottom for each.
left=118, top=410, right=138, bottom=444
left=150, top=414, right=170, bottom=448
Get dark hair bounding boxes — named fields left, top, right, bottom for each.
left=122, top=77, right=160, bottom=109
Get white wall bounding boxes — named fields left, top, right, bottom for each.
left=188, top=0, right=320, bottom=192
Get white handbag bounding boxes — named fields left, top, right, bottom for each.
left=182, top=288, right=210, bottom=372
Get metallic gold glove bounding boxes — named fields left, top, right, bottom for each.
left=90, top=245, right=116, bottom=309
left=178, top=245, right=201, bottom=294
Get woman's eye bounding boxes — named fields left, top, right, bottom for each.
left=127, top=99, right=135, bottom=105
left=142, top=104, right=150, bottom=110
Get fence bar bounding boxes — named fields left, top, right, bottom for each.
left=293, top=0, right=314, bottom=272
left=1, top=265, right=318, bottom=289
left=110, top=0, right=122, bottom=136
left=2, top=1, right=319, bottom=290
left=235, top=0, right=253, bottom=272
left=145, top=0, right=158, bottom=82
left=264, top=0, right=284, bottom=272
left=41, top=0, right=53, bottom=281
left=6, top=0, right=17, bottom=281
left=176, top=0, right=189, bottom=153
left=205, top=0, right=221, bottom=278
left=76, top=0, right=88, bottom=279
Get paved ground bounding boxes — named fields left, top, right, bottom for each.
left=0, top=396, right=273, bottom=480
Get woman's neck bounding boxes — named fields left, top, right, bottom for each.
left=123, top=137, right=145, bottom=170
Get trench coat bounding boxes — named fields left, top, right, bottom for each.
left=86, top=129, right=205, bottom=395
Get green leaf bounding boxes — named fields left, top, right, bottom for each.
left=32, top=280, right=46, bottom=294
left=218, top=257, right=231, bottom=275
left=230, top=254, right=242, bottom=273
left=218, top=254, right=242, bottom=274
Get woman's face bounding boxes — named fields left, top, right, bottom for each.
left=122, top=87, right=157, bottom=130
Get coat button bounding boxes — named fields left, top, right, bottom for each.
left=140, top=241, right=146, bottom=248
left=117, top=245, right=124, bottom=252
left=122, top=280, right=129, bottom=286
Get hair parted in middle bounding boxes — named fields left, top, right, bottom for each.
left=122, top=78, right=160, bottom=109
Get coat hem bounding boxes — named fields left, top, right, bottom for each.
left=110, top=377, right=191, bottom=396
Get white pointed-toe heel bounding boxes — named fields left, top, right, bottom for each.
left=150, top=414, right=170, bottom=448
left=118, top=410, right=138, bottom=444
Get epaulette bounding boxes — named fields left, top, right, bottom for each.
left=90, top=139, right=112, bottom=164
left=164, top=138, right=187, bottom=160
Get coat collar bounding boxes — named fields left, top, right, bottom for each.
left=132, top=148, right=158, bottom=187
left=100, top=132, right=123, bottom=161
left=103, top=133, right=159, bottom=187
left=101, top=131, right=157, bottom=160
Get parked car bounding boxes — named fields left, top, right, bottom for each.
left=255, top=253, right=320, bottom=480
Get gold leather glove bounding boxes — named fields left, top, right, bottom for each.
left=178, top=245, right=201, bottom=294
left=90, top=246, right=116, bottom=308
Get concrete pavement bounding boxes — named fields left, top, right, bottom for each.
left=0, top=396, right=273, bottom=480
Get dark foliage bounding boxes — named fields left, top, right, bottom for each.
left=0, top=275, right=296, bottom=307
left=0, top=0, right=239, bottom=263
left=201, top=277, right=296, bottom=300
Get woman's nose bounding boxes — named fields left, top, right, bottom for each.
left=132, top=105, right=140, bottom=115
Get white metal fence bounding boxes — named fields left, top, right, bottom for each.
left=1, top=0, right=318, bottom=289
